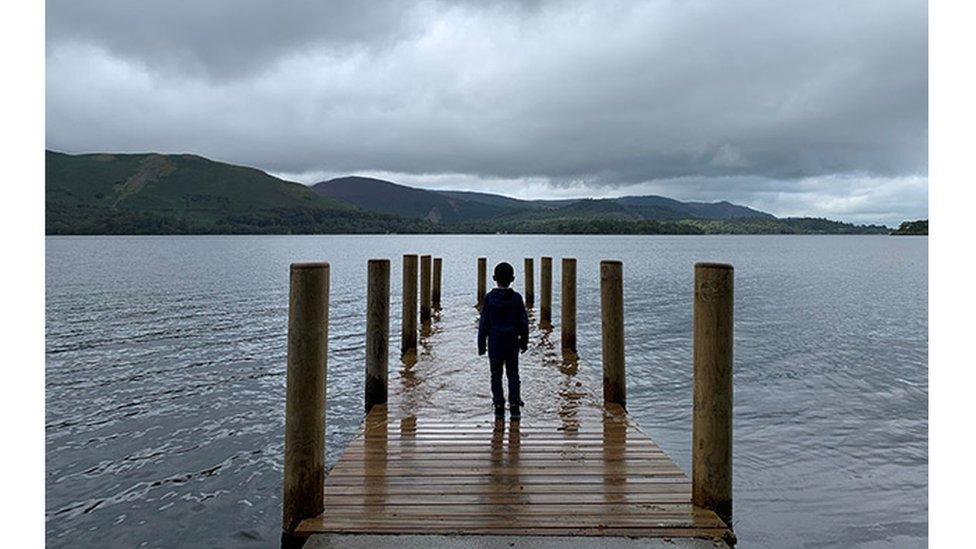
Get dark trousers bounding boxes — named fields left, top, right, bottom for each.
left=489, top=344, right=521, bottom=408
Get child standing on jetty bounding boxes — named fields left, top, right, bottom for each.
left=478, top=262, right=530, bottom=420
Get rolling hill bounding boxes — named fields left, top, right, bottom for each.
left=45, top=149, right=890, bottom=235
left=311, top=176, right=511, bottom=223
left=46, top=151, right=430, bottom=234
left=614, top=195, right=775, bottom=220
left=47, top=150, right=350, bottom=214
left=316, top=176, right=778, bottom=223
left=436, top=190, right=561, bottom=210
left=891, top=219, right=928, bottom=235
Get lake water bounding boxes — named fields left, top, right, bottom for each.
left=45, top=235, right=927, bottom=548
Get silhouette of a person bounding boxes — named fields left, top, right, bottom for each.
left=478, top=262, right=529, bottom=419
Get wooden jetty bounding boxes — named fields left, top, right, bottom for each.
left=282, top=257, right=735, bottom=547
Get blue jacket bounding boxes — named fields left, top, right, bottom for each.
left=478, top=287, right=529, bottom=356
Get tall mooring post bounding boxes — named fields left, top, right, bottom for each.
left=420, top=254, right=432, bottom=325
left=692, top=262, right=734, bottom=527
left=524, top=257, right=535, bottom=308
left=432, top=257, right=443, bottom=311
left=282, top=262, right=329, bottom=542
left=401, top=254, right=418, bottom=356
left=561, top=258, right=577, bottom=354
left=365, top=259, right=390, bottom=414
left=540, top=257, right=553, bottom=328
left=600, top=260, right=625, bottom=408
left=477, top=257, right=487, bottom=310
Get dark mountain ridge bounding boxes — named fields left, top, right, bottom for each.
left=315, top=176, right=777, bottom=224
left=614, top=195, right=775, bottom=220
left=46, top=150, right=890, bottom=235
left=312, top=176, right=511, bottom=223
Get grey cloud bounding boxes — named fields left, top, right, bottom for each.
left=45, top=0, right=422, bottom=79
left=46, top=0, right=927, bottom=224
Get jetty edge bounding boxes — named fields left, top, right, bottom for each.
left=281, top=256, right=736, bottom=548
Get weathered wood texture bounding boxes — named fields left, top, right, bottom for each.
left=561, top=258, right=577, bottom=354
left=400, top=255, right=418, bottom=356
left=524, top=257, right=535, bottom=308
left=539, top=257, right=552, bottom=328
left=477, top=257, right=487, bottom=310
left=365, top=260, right=390, bottom=414
left=297, top=405, right=730, bottom=543
left=420, top=255, right=432, bottom=325
left=692, top=262, right=734, bottom=527
left=431, top=258, right=442, bottom=311
left=601, top=260, right=625, bottom=408
left=283, top=262, right=330, bottom=535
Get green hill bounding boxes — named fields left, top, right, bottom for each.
left=435, top=190, right=558, bottom=211
left=47, top=150, right=348, bottom=216
left=45, top=150, right=893, bottom=235
left=316, top=176, right=780, bottom=224
left=46, top=151, right=432, bottom=234
left=685, top=217, right=890, bottom=235
left=615, top=195, right=775, bottom=220
left=312, top=176, right=511, bottom=223
left=891, top=219, right=928, bottom=235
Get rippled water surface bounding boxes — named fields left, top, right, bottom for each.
left=45, top=235, right=927, bottom=548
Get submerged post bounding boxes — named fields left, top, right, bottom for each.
left=540, top=257, right=553, bottom=328
left=432, top=257, right=442, bottom=311
left=600, top=260, right=625, bottom=408
left=561, top=258, right=577, bottom=354
left=477, top=257, right=487, bottom=310
left=365, top=259, right=390, bottom=414
left=401, top=254, right=418, bottom=356
left=282, top=262, right=329, bottom=540
left=692, top=262, right=734, bottom=527
left=420, top=254, right=432, bottom=325
left=524, top=257, right=535, bottom=309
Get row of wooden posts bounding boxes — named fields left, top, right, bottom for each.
left=282, top=258, right=734, bottom=538
left=396, top=255, right=443, bottom=357
left=477, top=256, right=578, bottom=352
left=379, top=254, right=588, bottom=364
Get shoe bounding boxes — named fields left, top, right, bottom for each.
left=510, top=406, right=521, bottom=420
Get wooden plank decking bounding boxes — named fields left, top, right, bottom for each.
left=296, top=404, right=732, bottom=544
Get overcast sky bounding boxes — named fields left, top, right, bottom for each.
left=46, top=0, right=927, bottom=225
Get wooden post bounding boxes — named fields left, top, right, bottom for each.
left=282, top=262, right=329, bottom=539
left=692, top=262, right=734, bottom=527
left=540, top=257, right=552, bottom=328
left=401, top=254, right=418, bottom=356
left=561, top=258, right=577, bottom=354
left=420, top=254, right=432, bottom=325
left=524, top=258, right=535, bottom=309
left=600, top=260, right=625, bottom=408
left=432, top=257, right=442, bottom=311
left=365, top=259, right=390, bottom=414
left=477, top=257, right=487, bottom=310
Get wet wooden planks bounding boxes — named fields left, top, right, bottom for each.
left=296, top=405, right=731, bottom=542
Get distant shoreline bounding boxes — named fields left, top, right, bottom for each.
left=46, top=150, right=911, bottom=237
left=890, top=219, right=929, bottom=236
left=46, top=230, right=910, bottom=237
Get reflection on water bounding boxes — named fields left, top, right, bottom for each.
left=46, top=235, right=927, bottom=548
left=386, top=294, right=598, bottom=424
left=488, top=420, right=524, bottom=507
left=362, top=407, right=387, bottom=507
